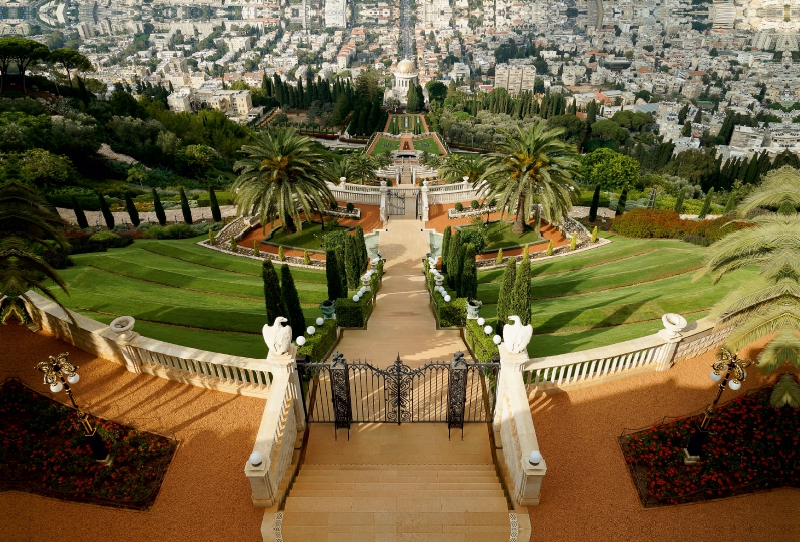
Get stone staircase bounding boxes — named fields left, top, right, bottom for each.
left=275, top=424, right=512, bottom=542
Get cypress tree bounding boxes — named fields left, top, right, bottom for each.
left=280, top=264, right=306, bottom=340
left=262, top=260, right=286, bottom=325
left=698, top=188, right=714, bottom=219
left=355, top=225, right=368, bottom=274
left=546, top=240, right=553, bottom=256
left=441, top=226, right=451, bottom=272
left=209, top=187, right=222, bottom=222
left=496, top=258, right=517, bottom=331
left=459, top=243, right=478, bottom=300
left=125, top=192, right=140, bottom=226
left=674, top=187, right=685, bottom=214
left=97, top=192, right=114, bottom=229
left=588, top=185, right=601, bottom=222
left=179, top=187, right=193, bottom=224
left=345, top=234, right=361, bottom=289
left=615, top=186, right=628, bottom=216
left=335, top=245, right=347, bottom=296
left=152, top=188, right=167, bottom=225
left=447, top=229, right=461, bottom=289
left=454, top=240, right=466, bottom=295
left=71, top=196, right=89, bottom=229
left=723, top=193, right=736, bottom=213
left=326, top=249, right=342, bottom=300
left=511, top=256, right=531, bottom=326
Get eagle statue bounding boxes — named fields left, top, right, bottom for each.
left=503, top=315, right=533, bottom=355
left=263, top=317, right=293, bottom=356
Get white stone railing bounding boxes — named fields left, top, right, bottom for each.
left=427, top=180, right=483, bottom=205
left=330, top=187, right=381, bottom=206
left=522, top=317, right=734, bottom=395
left=245, top=345, right=305, bottom=507
left=24, top=291, right=272, bottom=398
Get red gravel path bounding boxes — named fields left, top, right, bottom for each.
left=0, top=324, right=264, bottom=542
left=528, top=337, right=797, bottom=542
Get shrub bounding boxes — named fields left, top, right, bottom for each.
left=459, top=227, right=486, bottom=253
left=354, top=225, right=368, bottom=274
left=591, top=226, right=598, bottom=244
left=683, top=235, right=710, bottom=247
left=470, top=200, right=480, bottom=209
left=278, top=246, right=285, bottom=261
left=435, top=296, right=467, bottom=327
left=304, top=250, right=311, bottom=265
left=465, top=319, right=499, bottom=363
left=345, top=234, right=361, bottom=289
left=698, top=188, right=714, bottom=219
left=208, top=228, right=216, bottom=244
left=511, top=256, right=531, bottom=326
left=262, top=260, right=285, bottom=325
left=346, top=202, right=355, bottom=212
left=570, top=234, right=577, bottom=251
left=612, top=208, right=751, bottom=241
left=496, top=258, right=516, bottom=332
left=546, top=240, right=553, bottom=256
left=447, top=229, right=461, bottom=289
left=152, top=188, right=167, bottom=226
left=297, top=319, right=337, bottom=361
left=674, top=188, right=685, bottom=213
left=496, top=248, right=503, bottom=265
left=459, top=243, right=478, bottom=299
left=326, top=249, right=343, bottom=300
left=230, top=235, right=237, bottom=251
left=253, top=240, right=260, bottom=256
left=88, top=231, right=132, bottom=249
left=179, top=187, right=193, bottom=224
left=209, top=187, right=222, bottom=223
left=454, top=202, right=463, bottom=212
left=280, top=264, right=306, bottom=339
left=441, top=226, right=451, bottom=273
left=330, top=200, right=338, bottom=210
left=125, top=193, right=140, bottom=227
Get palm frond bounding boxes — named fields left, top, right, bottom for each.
left=770, top=374, right=800, bottom=408
left=756, top=330, right=800, bottom=372
left=709, top=278, right=800, bottom=319
left=736, top=166, right=800, bottom=216
left=724, top=305, right=800, bottom=353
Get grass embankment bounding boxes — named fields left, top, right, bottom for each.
left=54, top=237, right=330, bottom=358
left=476, top=233, right=758, bottom=357
left=371, top=137, right=400, bottom=154
left=267, top=223, right=350, bottom=251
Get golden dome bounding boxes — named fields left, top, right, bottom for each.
left=396, top=59, right=415, bottom=74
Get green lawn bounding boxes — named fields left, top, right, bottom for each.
left=371, top=136, right=400, bottom=154
left=460, top=221, right=542, bottom=252
left=266, top=223, right=350, bottom=251
left=54, top=237, right=330, bottom=358
left=413, top=137, right=442, bottom=155
left=476, top=233, right=758, bottom=357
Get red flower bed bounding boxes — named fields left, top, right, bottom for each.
left=618, top=381, right=798, bottom=507
left=0, top=379, right=177, bottom=510
left=612, top=208, right=751, bottom=242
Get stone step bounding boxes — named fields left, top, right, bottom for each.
left=300, top=463, right=494, bottom=471
left=290, top=482, right=503, bottom=492
left=283, top=495, right=510, bottom=513
left=288, top=489, right=503, bottom=498
left=291, top=475, right=500, bottom=485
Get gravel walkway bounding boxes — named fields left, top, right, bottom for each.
left=0, top=323, right=264, bottom=542
left=528, top=337, right=797, bottom=542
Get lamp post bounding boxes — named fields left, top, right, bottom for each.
left=36, top=352, right=110, bottom=463
left=683, top=348, right=752, bottom=464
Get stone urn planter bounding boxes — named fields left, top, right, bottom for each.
left=660, top=313, right=687, bottom=340
left=320, top=300, right=336, bottom=320
left=466, top=300, right=483, bottom=319
left=434, top=275, right=444, bottom=288
left=109, top=316, right=136, bottom=340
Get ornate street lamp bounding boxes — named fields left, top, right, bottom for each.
left=36, top=352, right=110, bottom=463
left=683, top=347, right=752, bottom=464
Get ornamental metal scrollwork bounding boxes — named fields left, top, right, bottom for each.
left=329, top=352, right=351, bottom=438
left=447, top=352, right=468, bottom=438
left=384, top=354, right=413, bottom=424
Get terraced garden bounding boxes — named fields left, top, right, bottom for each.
left=476, top=232, right=758, bottom=357
left=53, top=237, right=331, bottom=358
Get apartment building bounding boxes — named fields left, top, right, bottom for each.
left=494, top=62, right=537, bottom=96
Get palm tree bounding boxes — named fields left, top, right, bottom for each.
left=330, top=156, right=356, bottom=184
left=0, top=181, right=73, bottom=323
left=438, top=153, right=485, bottom=184
left=478, top=122, right=580, bottom=235
left=372, top=151, right=393, bottom=170
left=697, top=167, right=800, bottom=407
left=345, top=152, right=379, bottom=185
left=232, top=129, right=335, bottom=234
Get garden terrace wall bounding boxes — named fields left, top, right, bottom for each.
left=24, top=291, right=273, bottom=399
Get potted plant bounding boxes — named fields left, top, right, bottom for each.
left=320, top=300, right=336, bottom=319
left=466, top=299, right=482, bottom=319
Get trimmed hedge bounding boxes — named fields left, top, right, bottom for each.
left=465, top=319, right=499, bottom=363
left=88, top=231, right=133, bottom=249
left=612, top=208, right=751, bottom=242
left=297, top=319, right=338, bottom=362
left=336, top=295, right=373, bottom=328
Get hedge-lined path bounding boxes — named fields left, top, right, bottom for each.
left=332, top=218, right=468, bottom=368
left=0, top=323, right=265, bottom=542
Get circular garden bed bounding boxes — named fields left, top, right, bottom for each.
left=0, top=378, right=177, bottom=510
left=618, top=377, right=798, bottom=508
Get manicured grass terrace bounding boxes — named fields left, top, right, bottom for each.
left=460, top=220, right=543, bottom=252
left=266, top=223, right=350, bottom=251
left=413, top=136, right=442, bottom=154
left=476, top=233, right=758, bottom=357
left=54, top=237, right=330, bottom=358
left=371, top=137, right=400, bottom=154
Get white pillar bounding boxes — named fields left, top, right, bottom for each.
left=421, top=181, right=430, bottom=222
left=380, top=181, right=388, bottom=221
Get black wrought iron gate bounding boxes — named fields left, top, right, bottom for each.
left=386, top=190, right=405, bottom=215
left=297, top=352, right=500, bottom=439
